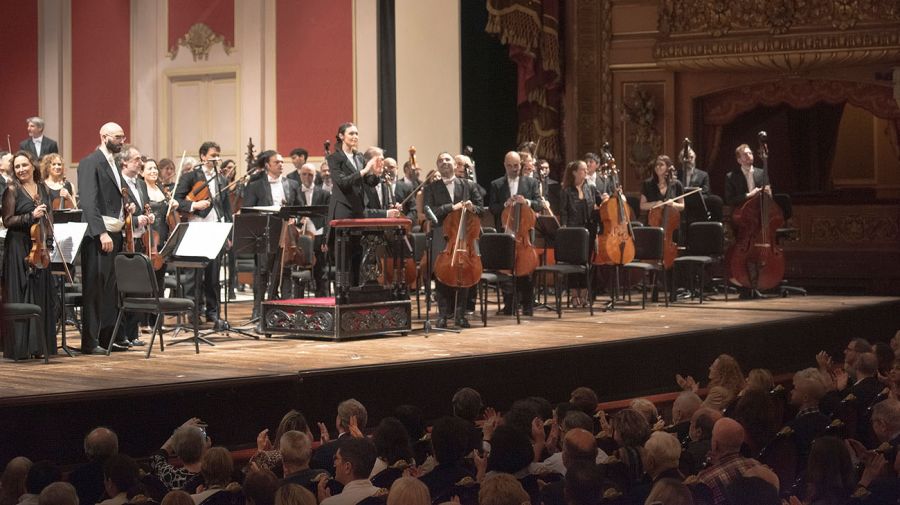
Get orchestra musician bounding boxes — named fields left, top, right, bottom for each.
left=489, top=151, right=542, bottom=316
left=558, top=160, right=601, bottom=307
left=142, top=158, right=177, bottom=297
left=536, top=158, right=561, bottom=215
left=640, top=155, right=685, bottom=214
left=390, top=158, right=417, bottom=223
left=725, top=144, right=771, bottom=206
left=423, top=152, right=484, bottom=329
left=585, top=152, right=613, bottom=201
left=157, top=158, right=176, bottom=192
left=1, top=151, right=57, bottom=360
left=325, top=122, right=384, bottom=287
left=296, top=162, right=331, bottom=297
left=242, top=150, right=302, bottom=316
left=118, top=146, right=153, bottom=347
left=317, top=160, right=333, bottom=195
left=286, top=147, right=309, bottom=186
left=174, top=141, right=232, bottom=327
left=19, top=116, right=59, bottom=159
left=362, top=148, right=403, bottom=219
left=678, top=146, right=723, bottom=223
left=41, top=154, right=76, bottom=208
left=77, top=122, right=132, bottom=354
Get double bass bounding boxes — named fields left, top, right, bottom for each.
left=725, top=131, right=785, bottom=291
left=433, top=187, right=482, bottom=289
left=593, top=143, right=635, bottom=265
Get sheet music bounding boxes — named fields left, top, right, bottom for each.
left=241, top=205, right=281, bottom=213
left=175, top=222, right=233, bottom=259
left=51, top=222, right=89, bottom=263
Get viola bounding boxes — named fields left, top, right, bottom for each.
left=49, top=177, right=77, bottom=210
left=593, top=143, right=635, bottom=265
left=433, top=203, right=483, bottom=288
left=162, top=185, right=180, bottom=231
left=143, top=203, right=164, bottom=271
left=121, top=188, right=135, bottom=253
left=725, top=131, right=785, bottom=291
left=27, top=194, right=52, bottom=269
left=501, top=201, right=539, bottom=277
left=647, top=168, right=681, bottom=269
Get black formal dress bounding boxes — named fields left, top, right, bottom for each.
left=44, top=180, right=75, bottom=208
left=558, top=183, right=601, bottom=291
left=1, top=184, right=57, bottom=359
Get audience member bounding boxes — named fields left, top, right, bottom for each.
left=280, top=431, right=327, bottom=493
left=539, top=428, right=598, bottom=505
left=161, top=490, right=194, bottom=505
left=701, top=386, right=734, bottom=413
left=478, top=473, right=529, bottom=505
left=667, top=392, right=702, bottom=445
left=386, top=477, right=429, bottom=505
left=21, top=461, right=62, bottom=505
left=242, top=470, right=279, bottom=505
left=274, top=484, right=315, bottom=505
left=36, top=483, right=77, bottom=505
left=317, top=438, right=379, bottom=505
left=563, top=461, right=604, bottom=505
left=629, top=398, right=660, bottom=428
left=744, top=368, right=774, bottom=393
left=697, top=418, right=771, bottom=505
left=151, top=419, right=210, bottom=491
left=311, top=399, right=368, bottom=475
left=644, top=432, right=683, bottom=483
left=723, top=476, right=779, bottom=505
left=536, top=412, right=606, bottom=476
left=419, top=417, right=475, bottom=500
left=569, top=387, right=599, bottom=416
left=608, top=408, right=649, bottom=489
left=370, top=417, right=414, bottom=487
left=483, top=425, right=532, bottom=479
left=732, top=389, right=778, bottom=456
left=99, top=455, right=139, bottom=505
left=191, top=447, right=233, bottom=505
left=644, top=478, right=693, bottom=505
left=787, top=368, right=831, bottom=467
left=251, top=410, right=312, bottom=474
left=69, top=427, right=119, bottom=505
left=802, top=436, right=856, bottom=505
left=0, top=457, right=32, bottom=505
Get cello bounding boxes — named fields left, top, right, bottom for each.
left=433, top=188, right=482, bottom=289
left=647, top=163, right=681, bottom=269
left=593, top=143, right=635, bottom=265
left=725, top=131, right=785, bottom=291
left=501, top=198, right=540, bottom=277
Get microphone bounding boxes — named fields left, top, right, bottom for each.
left=757, top=131, right=768, bottom=143
left=423, top=205, right=439, bottom=225
left=681, top=138, right=691, bottom=162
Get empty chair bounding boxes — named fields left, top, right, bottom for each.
left=478, top=233, right=518, bottom=325
left=623, top=226, right=667, bottom=309
left=672, top=221, right=726, bottom=303
left=2, top=303, right=48, bottom=363
left=533, top=227, right=594, bottom=318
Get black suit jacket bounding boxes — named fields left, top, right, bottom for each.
left=298, top=185, right=330, bottom=230
left=174, top=168, right=232, bottom=222
left=243, top=176, right=302, bottom=207
left=77, top=149, right=126, bottom=237
left=0, top=177, right=7, bottom=202
left=394, top=179, right=417, bottom=222
left=488, top=175, right=542, bottom=230
left=325, top=150, right=380, bottom=223
left=19, top=136, right=59, bottom=159
left=679, top=167, right=711, bottom=194
left=422, top=177, right=485, bottom=226
left=724, top=167, right=769, bottom=206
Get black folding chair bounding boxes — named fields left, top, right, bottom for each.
left=478, top=233, right=518, bottom=325
left=533, top=227, right=594, bottom=318
left=623, top=226, right=667, bottom=309
left=672, top=221, right=727, bottom=303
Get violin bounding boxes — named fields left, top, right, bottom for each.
left=143, top=203, right=164, bottom=271
left=501, top=200, right=539, bottom=277
left=27, top=193, right=52, bottom=269
left=121, top=188, right=135, bottom=253
left=725, top=131, right=785, bottom=291
left=593, top=143, right=635, bottom=265
left=50, top=177, right=77, bottom=210
left=647, top=163, right=681, bottom=269
left=162, top=185, right=180, bottom=231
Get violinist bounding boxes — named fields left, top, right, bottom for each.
left=297, top=162, right=331, bottom=297
left=559, top=160, right=601, bottom=307
left=424, top=152, right=484, bottom=328
left=243, top=150, right=302, bottom=314
left=77, top=122, right=131, bottom=354
left=488, top=151, right=542, bottom=316
left=119, top=146, right=154, bottom=347
left=1, top=150, right=57, bottom=360
left=724, top=144, right=771, bottom=207
left=142, top=158, right=177, bottom=292
left=157, top=158, right=177, bottom=193
left=678, top=147, right=723, bottom=223
left=174, top=141, right=232, bottom=326
left=41, top=154, right=76, bottom=209
left=362, top=148, right=403, bottom=218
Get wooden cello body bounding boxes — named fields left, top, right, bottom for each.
left=648, top=203, right=680, bottom=269
left=593, top=145, right=635, bottom=265
left=501, top=202, right=539, bottom=277
left=433, top=206, right=482, bottom=288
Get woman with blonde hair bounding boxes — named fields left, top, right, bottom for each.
left=40, top=153, right=76, bottom=209
left=387, top=477, right=430, bottom=505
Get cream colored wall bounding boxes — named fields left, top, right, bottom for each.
left=38, top=0, right=72, bottom=177
left=395, top=0, right=460, bottom=172
left=354, top=0, right=379, bottom=149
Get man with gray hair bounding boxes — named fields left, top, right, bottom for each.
left=643, top=431, right=683, bottom=482
left=871, top=398, right=900, bottom=449
left=20, top=116, right=59, bottom=159
left=311, top=399, right=368, bottom=475
left=787, top=368, right=830, bottom=466
left=667, top=391, right=702, bottom=445
left=69, top=427, right=118, bottom=505
left=37, top=482, right=78, bottom=505
left=281, top=431, right=328, bottom=491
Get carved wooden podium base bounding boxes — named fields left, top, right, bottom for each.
left=260, top=297, right=411, bottom=341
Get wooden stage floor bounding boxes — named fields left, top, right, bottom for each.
left=3, top=294, right=898, bottom=406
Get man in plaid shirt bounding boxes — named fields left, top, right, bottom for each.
left=697, top=418, right=775, bottom=504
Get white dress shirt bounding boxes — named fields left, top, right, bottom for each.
left=32, top=136, right=43, bottom=157
left=443, top=176, right=457, bottom=203
left=123, top=175, right=144, bottom=237
left=319, top=479, right=380, bottom=505
left=268, top=175, right=286, bottom=207
left=741, top=166, right=756, bottom=193
left=302, top=184, right=315, bottom=206
left=506, top=176, right=519, bottom=204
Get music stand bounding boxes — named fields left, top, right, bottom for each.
left=51, top=221, right=87, bottom=357
left=52, top=209, right=83, bottom=224
left=163, top=222, right=232, bottom=348
left=423, top=223, right=459, bottom=335
left=533, top=215, right=559, bottom=311
left=233, top=212, right=283, bottom=324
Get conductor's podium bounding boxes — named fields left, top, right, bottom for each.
left=260, top=218, right=412, bottom=341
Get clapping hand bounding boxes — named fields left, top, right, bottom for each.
left=317, top=421, right=331, bottom=444
left=676, top=374, right=699, bottom=393
left=348, top=415, right=364, bottom=438
left=256, top=429, right=272, bottom=452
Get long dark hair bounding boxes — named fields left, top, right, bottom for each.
left=10, top=150, right=42, bottom=188
left=335, top=122, right=355, bottom=148
left=562, top=160, right=584, bottom=189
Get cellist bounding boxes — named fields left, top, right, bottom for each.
left=488, top=151, right=542, bottom=316
left=423, top=152, right=484, bottom=329
left=639, top=155, right=684, bottom=216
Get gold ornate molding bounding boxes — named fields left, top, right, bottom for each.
left=168, top=23, right=234, bottom=61
left=655, top=0, right=900, bottom=72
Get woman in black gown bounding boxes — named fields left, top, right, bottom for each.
left=558, top=160, right=601, bottom=306
left=1, top=151, right=57, bottom=360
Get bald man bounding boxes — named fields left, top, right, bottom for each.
left=698, top=418, right=772, bottom=505
left=69, top=427, right=119, bottom=505
left=539, top=428, right=599, bottom=505
left=77, top=122, right=133, bottom=354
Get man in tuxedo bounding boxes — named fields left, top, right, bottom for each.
left=361, top=148, right=403, bottom=219
left=118, top=145, right=153, bottom=347
left=286, top=147, right=309, bottom=186
left=19, top=116, right=59, bottom=160
left=77, top=122, right=132, bottom=354
left=678, top=146, right=723, bottom=223
left=297, top=163, right=331, bottom=297
left=724, top=143, right=771, bottom=206
left=174, top=141, right=232, bottom=325
left=243, top=150, right=302, bottom=313
left=537, top=158, right=561, bottom=215
left=423, top=152, right=484, bottom=328
left=317, top=160, right=333, bottom=194
left=391, top=157, right=416, bottom=222
left=489, top=151, right=543, bottom=316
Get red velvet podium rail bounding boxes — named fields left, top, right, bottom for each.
left=259, top=218, right=412, bottom=341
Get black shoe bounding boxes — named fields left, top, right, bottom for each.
left=455, top=317, right=471, bottom=329
left=435, top=317, right=448, bottom=329
left=109, top=342, right=129, bottom=352
left=497, top=306, right=513, bottom=316
left=522, top=308, right=533, bottom=317
left=130, top=339, right=146, bottom=347
left=83, top=346, right=107, bottom=355
left=228, top=291, right=237, bottom=300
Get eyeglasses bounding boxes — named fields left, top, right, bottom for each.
left=105, top=134, right=126, bottom=141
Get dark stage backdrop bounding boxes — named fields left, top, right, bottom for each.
left=460, top=0, right=518, bottom=191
